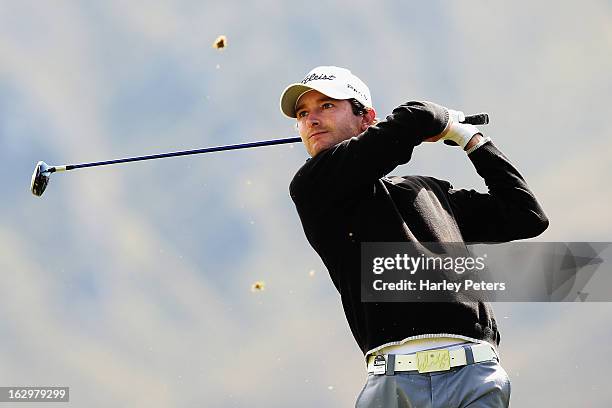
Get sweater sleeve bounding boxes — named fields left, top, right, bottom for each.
left=290, top=101, right=449, bottom=207
left=448, top=140, right=549, bottom=242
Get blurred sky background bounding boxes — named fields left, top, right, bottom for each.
left=1, top=0, right=612, bottom=407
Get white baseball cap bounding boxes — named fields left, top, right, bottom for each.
left=280, top=66, right=373, bottom=118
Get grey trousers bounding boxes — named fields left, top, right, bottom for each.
left=355, top=359, right=511, bottom=408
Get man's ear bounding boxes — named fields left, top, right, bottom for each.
left=361, top=108, right=377, bottom=131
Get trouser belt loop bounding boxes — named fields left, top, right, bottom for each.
left=462, top=344, right=475, bottom=365
left=385, top=354, right=396, bottom=376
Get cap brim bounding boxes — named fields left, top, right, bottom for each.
left=280, top=82, right=355, bottom=118
left=280, top=84, right=315, bottom=118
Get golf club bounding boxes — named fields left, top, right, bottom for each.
left=30, top=113, right=490, bottom=197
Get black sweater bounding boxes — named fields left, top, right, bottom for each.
left=289, top=101, right=549, bottom=356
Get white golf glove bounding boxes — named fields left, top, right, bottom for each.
left=441, top=109, right=481, bottom=149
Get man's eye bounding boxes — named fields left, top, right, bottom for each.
left=322, top=103, right=334, bottom=109
left=297, top=111, right=308, bottom=118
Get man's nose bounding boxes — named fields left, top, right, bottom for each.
left=307, top=112, right=321, bottom=127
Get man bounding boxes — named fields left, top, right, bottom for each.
left=281, top=66, right=548, bottom=407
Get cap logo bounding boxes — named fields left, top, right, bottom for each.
left=347, top=83, right=368, bottom=101
left=301, top=73, right=336, bottom=84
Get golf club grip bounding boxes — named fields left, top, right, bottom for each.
left=443, top=113, right=489, bottom=146
left=463, top=113, right=489, bottom=125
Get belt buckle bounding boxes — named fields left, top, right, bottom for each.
left=372, top=355, right=387, bottom=375
left=416, top=349, right=451, bottom=373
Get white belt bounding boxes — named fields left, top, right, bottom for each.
left=367, top=343, right=497, bottom=375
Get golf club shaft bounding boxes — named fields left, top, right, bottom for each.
left=48, top=136, right=302, bottom=173
left=48, top=113, right=489, bottom=173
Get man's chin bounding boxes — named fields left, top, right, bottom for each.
left=310, top=143, right=330, bottom=157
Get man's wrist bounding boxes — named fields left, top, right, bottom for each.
left=465, top=136, right=491, bottom=155
left=464, top=134, right=483, bottom=151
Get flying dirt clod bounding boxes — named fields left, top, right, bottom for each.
left=213, top=35, right=227, bottom=49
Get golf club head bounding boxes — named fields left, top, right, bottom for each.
left=30, top=161, right=51, bottom=197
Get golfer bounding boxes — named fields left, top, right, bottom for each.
left=281, top=66, right=548, bottom=407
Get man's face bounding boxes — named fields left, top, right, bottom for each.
left=295, top=90, right=365, bottom=157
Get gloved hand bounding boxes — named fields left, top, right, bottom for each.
left=440, top=109, right=481, bottom=149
